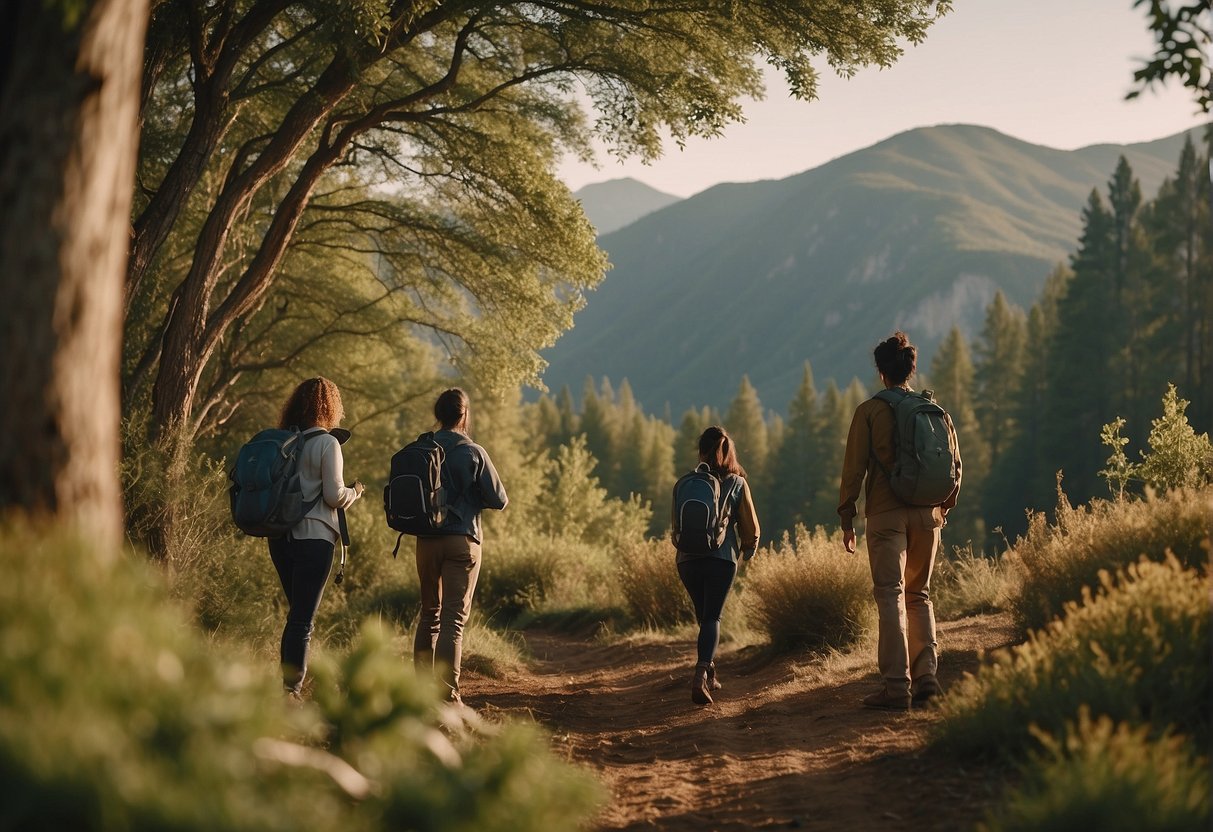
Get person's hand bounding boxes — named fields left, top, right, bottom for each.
left=352, top=479, right=365, bottom=498
left=843, top=528, right=856, bottom=554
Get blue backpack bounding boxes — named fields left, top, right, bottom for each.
left=229, top=428, right=321, bottom=537
left=671, top=463, right=734, bottom=554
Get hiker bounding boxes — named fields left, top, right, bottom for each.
left=838, top=332, right=961, bottom=711
left=270, top=377, right=364, bottom=697
left=672, top=425, right=760, bottom=706
left=411, top=388, right=508, bottom=704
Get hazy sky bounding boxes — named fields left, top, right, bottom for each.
left=557, top=0, right=1210, bottom=197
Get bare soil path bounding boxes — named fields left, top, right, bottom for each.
left=469, top=614, right=1019, bottom=832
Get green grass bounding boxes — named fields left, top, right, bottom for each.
left=0, top=526, right=602, bottom=831
left=935, top=555, right=1210, bottom=761
left=1009, top=488, right=1210, bottom=636
left=981, top=713, right=1211, bottom=832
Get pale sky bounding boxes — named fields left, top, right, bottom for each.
left=557, top=0, right=1211, bottom=197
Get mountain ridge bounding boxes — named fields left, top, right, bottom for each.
left=544, top=124, right=1204, bottom=416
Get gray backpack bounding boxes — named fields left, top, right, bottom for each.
left=873, top=388, right=960, bottom=506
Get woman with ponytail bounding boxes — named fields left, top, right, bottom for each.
left=673, top=425, right=760, bottom=705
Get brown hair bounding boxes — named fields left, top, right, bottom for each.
left=434, top=387, right=470, bottom=432
left=698, top=425, right=747, bottom=479
left=873, top=331, right=917, bottom=386
left=279, top=377, right=344, bottom=430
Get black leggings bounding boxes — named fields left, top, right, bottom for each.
left=677, top=556, right=737, bottom=665
left=268, top=536, right=334, bottom=693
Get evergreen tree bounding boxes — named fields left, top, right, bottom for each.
left=806, top=380, right=851, bottom=530
left=768, top=364, right=821, bottom=535
left=579, top=377, right=614, bottom=488
left=555, top=385, right=580, bottom=447
left=725, top=376, right=770, bottom=489
left=1044, top=188, right=1119, bottom=503
left=1145, top=136, right=1213, bottom=430
left=973, top=291, right=1027, bottom=471
left=929, top=327, right=986, bottom=547
left=986, top=265, right=1071, bottom=539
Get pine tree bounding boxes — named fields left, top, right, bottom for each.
left=929, top=327, right=986, bottom=547
left=985, top=265, right=1071, bottom=538
left=973, top=292, right=1027, bottom=471
left=768, top=363, right=821, bottom=535
left=806, top=380, right=851, bottom=530
left=725, top=376, right=770, bottom=488
left=1045, top=188, right=1119, bottom=503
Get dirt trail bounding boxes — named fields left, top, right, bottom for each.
left=470, top=614, right=1019, bottom=832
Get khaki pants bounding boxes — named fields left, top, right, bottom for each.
left=866, top=506, right=942, bottom=694
left=413, top=534, right=482, bottom=695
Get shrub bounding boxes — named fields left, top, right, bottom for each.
left=743, top=526, right=874, bottom=652
left=933, top=545, right=1015, bottom=620
left=1009, top=487, right=1210, bottom=635
left=935, top=556, right=1210, bottom=761
left=981, top=712, right=1211, bottom=832
left=477, top=529, right=622, bottom=621
left=617, top=538, right=695, bottom=628
left=0, top=527, right=601, bottom=831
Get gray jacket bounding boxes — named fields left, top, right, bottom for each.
left=429, top=429, right=508, bottom=544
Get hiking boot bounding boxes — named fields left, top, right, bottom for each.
left=706, top=662, right=722, bottom=692
left=912, top=675, right=943, bottom=708
left=691, top=663, right=714, bottom=705
left=862, top=686, right=911, bottom=711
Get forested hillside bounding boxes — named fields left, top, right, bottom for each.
left=530, top=134, right=1212, bottom=549
left=542, top=124, right=1203, bottom=415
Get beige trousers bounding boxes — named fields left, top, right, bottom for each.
left=866, top=506, right=942, bottom=694
left=413, top=534, right=482, bottom=695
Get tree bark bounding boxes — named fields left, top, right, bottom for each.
left=0, top=0, right=149, bottom=551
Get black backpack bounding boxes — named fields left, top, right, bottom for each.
left=384, top=432, right=468, bottom=554
left=671, top=463, right=734, bottom=554
left=229, top=428, right=320, bottom=538
left=873, top=388, right=961, bottom=506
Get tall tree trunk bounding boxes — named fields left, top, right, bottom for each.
left=0, top=0, right=149, bottom=552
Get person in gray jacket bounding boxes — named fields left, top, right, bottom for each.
left=413, top=388, right=508, bottom=703
left=270, top=377, right=363, bottom=696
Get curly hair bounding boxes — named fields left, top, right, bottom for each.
left=873, top=331, right=917, bottom=386
left=279, top=377, right=344, bottom=430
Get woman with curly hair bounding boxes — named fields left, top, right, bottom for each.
left=270, top=376, right=363, bottom=696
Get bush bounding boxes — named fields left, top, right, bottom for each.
left=981, top=712, right=1211, bottom=832
left=617, top=538, right=695, bottom=628
left=477, top=529, right=622, bottom=621
left=1009, top=487, right=1210, bottom=635
left=743, top=526, right=874, bottom=652
left=0, top=527, right=602, bottom=831
left=933, top=545, right=1015, bottom=620
left=935, top=556, right=1210, bottom=761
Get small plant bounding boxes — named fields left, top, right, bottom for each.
left=1098, top=384, right=1213, bottom=495
left=743, top=526, right=874, bottom=652
left=981, top=711, right=1211, bottom=832
left=936, top=556, right=1210, bottom=761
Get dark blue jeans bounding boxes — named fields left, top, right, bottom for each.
left=677, top=556, right=737, bottom=665
left=268, top=536, right=334, bottom=693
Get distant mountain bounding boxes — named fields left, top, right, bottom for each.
left=544, top=124, right=1203, bottom=416
left=573, top=177, right=683, bottom=235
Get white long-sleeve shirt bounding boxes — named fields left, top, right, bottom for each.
left=292, top=429, right=360, bottom=542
